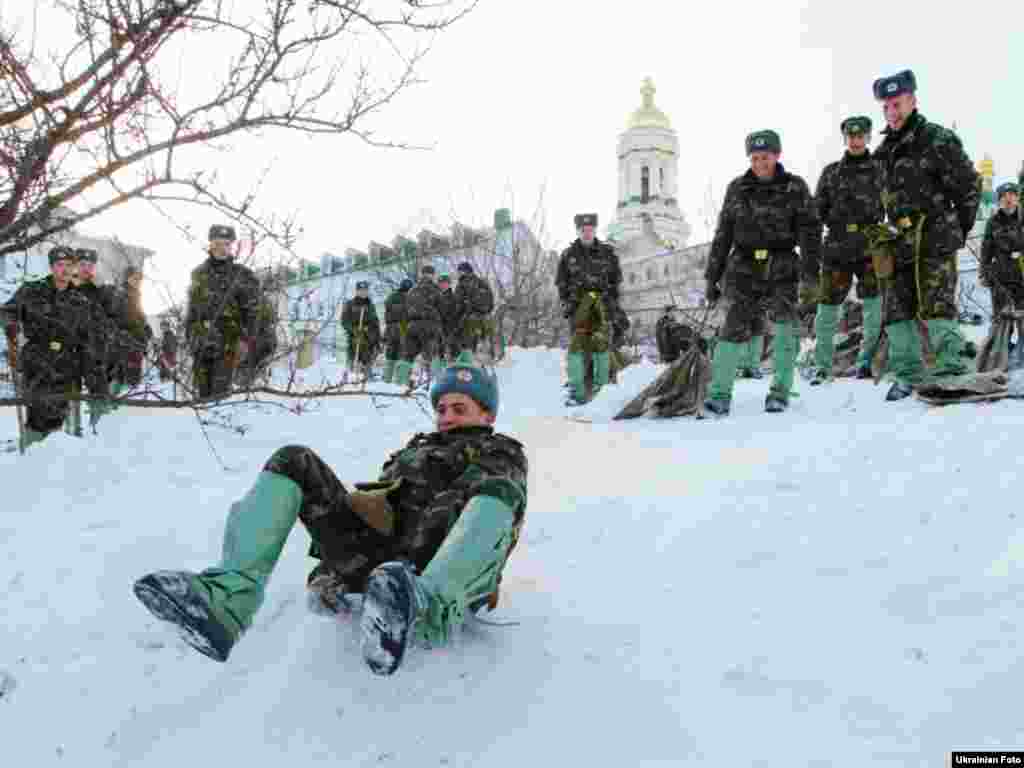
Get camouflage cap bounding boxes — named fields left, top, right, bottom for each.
left=840, top=116, right=872, bottom=136
left=997, top=182, right=1021, bottom=200
left=124, top=265, right=141, bottom=278
left=457, top=261, right=474, bottom=274
left=872, top=69, right=916, bottom=100
left=47, top=245, right=75, bottom=265
left=745, top=130, right=781, bottom=155
left=73, top=247, right=99, bottom=264
left=208, top=224, right=237, bottom=241
left=574, top=213, right=598, bottom=229
left=355, top=280, right=369, bottom=290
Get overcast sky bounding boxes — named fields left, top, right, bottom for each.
left=9, top=1, right=1022, bottom=311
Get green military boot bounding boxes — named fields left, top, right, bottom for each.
left=883, top=320, right=926, bottom=400
left=927, top=318, right=968, bottom=377
left=767, top=322, right=797, bottom=412
left=454, top=350, right=476, bottom=366
left=382, top=358, right=396, bottom=384
left=811, top=304, right=840, bottom=385
left=592, top=350, right=611, bottom=390
left=705, top=339, right=744, bottom=415
left=737, top=335, right=764, bottom=379
left=566, top=352, right=586, bottom=404
left=19, top=429, right=48, bottom=452
left=360, top=495, right=516, bottom=676
left=855, top=296, right=883, bottom=377
left=133, top=471, right=303, bottom=662
left=393, top=360, right=414, bottom=389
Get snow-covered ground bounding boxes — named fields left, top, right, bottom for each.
left=2, top=344, right=1023, bottom=767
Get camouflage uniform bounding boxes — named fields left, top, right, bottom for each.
left=807, top=149, right=885, bottom=378
left=453, top=272, right=495, bottom=356
left=555, top=236, right=622, bottom=402
left=237, top=295, right=278, bottom=387
left=382, top=282, right=411, bottom=382
left=184, top=256, right=259, bottom=399
left=2, top=275, right=105, bottom=443
left=400, top=277, right=444, bottom=369
left=341, top=296, right=381, bottom=368
left=437, top=283, right=459, bottom=360
left=115, top=277, right=150, bottom=387
left=873, top=109, right=979, bottom=382
left=979, top=207, right=1024, bottom=316
left=704, top=162, right=821, bottom=410
left=158, top=323, right=178, bottom=382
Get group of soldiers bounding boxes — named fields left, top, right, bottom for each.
left=341, top=262, right=496, bottom=387
left=2, top=245, right=151, bottom=451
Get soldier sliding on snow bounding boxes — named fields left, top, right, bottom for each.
left=133, top=360, right=527, bottom=676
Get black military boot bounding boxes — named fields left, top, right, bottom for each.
left=738, top=367, right=764, bottom=380
left=809, top=368, right=829, bottom=386
left=703, top=398, right=731, bottom=417
left=764, top=393, right=788, bottom=413
left=855, top=364, right=872, bottom=379
left=885, top=381, right=914, bottom=401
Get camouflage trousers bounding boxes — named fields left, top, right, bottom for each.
left=20, top=347, right=107, bottom=434
left=991, top=281, right=1024, bottom=318
left=458, top=314, right=494, bottom=355
left=346, top=334, right=377, bottom=367
left=193, top=349, right=238, bottom=399
left=384, top=327, right=404, bottom=360
left=884, top=249, right=959, bottom=325
left=262, top=445, right=394, bottom=589
left=568, top=292, right=610, bottom=354
left=400, top=322, right=440, bottom=363
left=817, top=260, right=879, bottom=306
left=718, top=273, right=798, bottom=343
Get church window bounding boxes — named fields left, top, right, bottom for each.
left=646, top=266, right=654, bottom=281
left=641, top=166, right=650, bottom=204
left=664, top=264, right=670, bottom=278
left=660, top=167, right=665, bottom=191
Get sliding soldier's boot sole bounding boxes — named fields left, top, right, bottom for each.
left=133, top=571, right=239, bottom=662
left=360, top=561, right=426, bottom=676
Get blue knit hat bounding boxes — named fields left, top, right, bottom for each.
left=430, top=362, right=499, bottom=415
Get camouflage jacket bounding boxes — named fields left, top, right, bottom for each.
left=341, top=297, right=381, bottom=343
left=705, top=164, right=821, bottom=286
left=404, top=278, right=444, bottom=327
left=1, top=275, right=104, bottom=371
left=811, top=151, right=885, bottom=273
left=160, top=330, right=179, bottom=358
left=384, top=288, right=409, bottom=328
left=454, top=274, right=495, bottom=321
left=980, top=207, right=1024, bottom=286
left=377, top=425, right=528, bottom=572
left=555, top=238, right=622, bottom=307
left=184, top=257, right=259, bottom=352
left=874, top=110, right=980, bottom=255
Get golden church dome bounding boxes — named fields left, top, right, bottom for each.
left=627, top=77, right=672, bottom=131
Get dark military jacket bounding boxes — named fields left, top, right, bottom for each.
left=873, top=110, right=980, bottom=255
left=812, top=151, right=884, bottom=271
left=377, top=425, right=528, bottom=571
left=655, top=314, right=693, bottom=361
left=384, top=287, right=409, bottom=328
left=438, top=287, right=458, bottom=333
left=705, top=163, right=821, bottom=287
left=341, top=297, right=381, bottom=345
left=184, top=257, right=259, bottom=353
left=454, top=274, right=495, bottom=321
left=1, top=275, right=102, bottom=376
left=980, top=207, right=1024, bottom=287
left=404, top=278, right=444, bottom=328
left=73, top=281, right=124, bottom=360
left=555, top=238, right=622, bottom=308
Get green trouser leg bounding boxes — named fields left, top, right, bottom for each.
left=382, top=358, right=396, bottom=383
left=856, top=296, right=883, bottom=368
left=708, top=339, right=744, bottom=402
left=64, top=400, right=82, bottom=437
left=813, top=304, right=840, bottom=373
left=738, top=335, right=764, bottom=370
left=770, top=322, right=798, bottom=400
left=191, top=472, right=303, bottom=641
left=430, top=357, right=444, bottom=377
left=567, top=352, right=585, bottom=401
left=20, top=429, right=48, bottom=452
left=454, top=350, right=475, bottom=365
left=885, top=320, right=926, bottom=385
left=592, top=351, right=611, bottom=388
left=414, top=495, right=517, bottom=646
left=927, top=318, right=968, bottom=377
left=393, top=360, right=413, bottom=387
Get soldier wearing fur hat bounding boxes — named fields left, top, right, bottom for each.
left=395, top=264, right=445, bottom=387
left=980, top=182, right=1024, bottom=320
left=381, top=277, right=414, bottom=383
left=341, top=280, right=381, bottom=375
left=555, top=212, right=623, bottom=404
left=703, top=129, right=821, bottom=416
left=184, top=224, right=260, bottom=399
left=1, top=245, right=107, bottom=450
left=869, top=69, right=980, bottom=400
left=133, top=359, right=527, bottom=677
left=804, top=116, right=886, bottom=384
left=453, top=261, right=495, bottom=361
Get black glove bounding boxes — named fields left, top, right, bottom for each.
left=705, top=282, right=721, bottom=305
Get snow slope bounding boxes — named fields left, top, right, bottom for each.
left=2, top=346, right=1023, bottom=767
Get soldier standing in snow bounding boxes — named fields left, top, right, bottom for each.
left=703, top=129, right=821, bottom=416
left=184, top=224, right=260, bottom=399
left=341, top=280, right=381, bottom=376
left=395, top=264, right=444, bottom=388
left=1, top=246, right=106, bottom=451
left=556, top=213, right=623, bottom=404
left=453, top=262, right=496, bottom=361
left=381, top=278, right=413, bottom=383
left=869, top=69, right=980, bottom=400
left=157, top=318, right=178, bottom=382
left=133, top=360, right=527, bottom=677
left=436, top=273, right=459, bottom=362
left=804, top=116, right=886, bottom=384
left=68, top=247, right=119, bottom=428
left=979, top=182, right=1023, bottom=320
